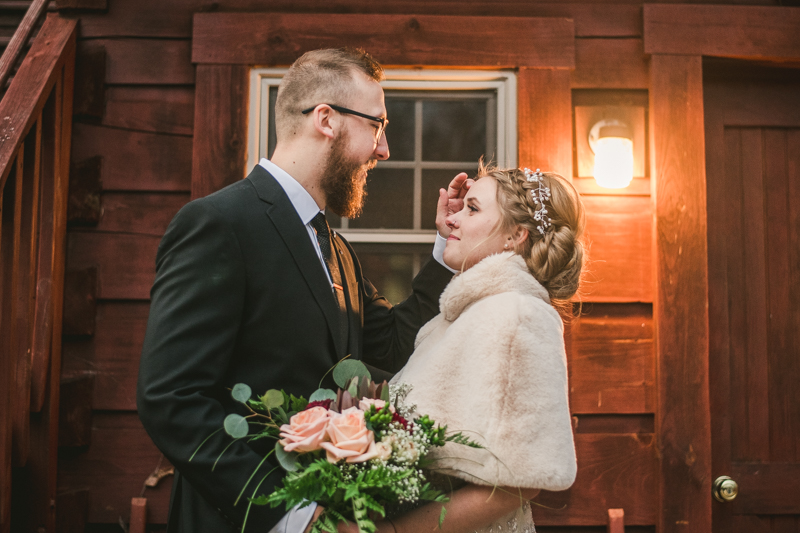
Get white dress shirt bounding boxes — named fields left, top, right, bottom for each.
left=258, top=158, right=451, bottom=533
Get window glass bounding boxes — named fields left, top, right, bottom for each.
left=384, top=99, right=415, bottom=162
left=351, top=244, right=432, bottom=305
left=422, top=100, right=487, bottom=162
left=349, top=168, right=414, bottom=230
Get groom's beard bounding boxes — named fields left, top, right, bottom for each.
left=321, top=131, right=375, bottom=219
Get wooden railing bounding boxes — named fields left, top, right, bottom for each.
left=0, top=12, right=75, bottom=533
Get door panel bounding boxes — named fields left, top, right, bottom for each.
left=705, top=63, right=800, bottom=532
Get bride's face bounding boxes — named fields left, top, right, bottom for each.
left=443, top=177, right=508, bottom=271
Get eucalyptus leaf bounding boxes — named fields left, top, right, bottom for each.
left=231, top=383, right=252, bottom=404
left=223, top=414, right=249, bottom=439
left=261, top=389, right=284, bottom=409
left=333, top=359, right=371, bottom=389
left=309, top=389, right=337, bottom=402
left=275, top=441, right=299, bottom=472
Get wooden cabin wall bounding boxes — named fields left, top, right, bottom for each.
left=51, top=1, right=781, bottom=531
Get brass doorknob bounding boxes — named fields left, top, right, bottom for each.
left=713, top=476, right=738, bottom=502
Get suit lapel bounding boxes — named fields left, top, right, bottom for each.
left=247, top=165, right=346, bottom=358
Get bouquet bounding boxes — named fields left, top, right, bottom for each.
left=212, top=360, right=482, bottom=533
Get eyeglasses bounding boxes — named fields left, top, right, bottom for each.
left=301, top=104, right=388, bottom=142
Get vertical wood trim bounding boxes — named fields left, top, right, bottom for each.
left=0, top=166, right=19, bottom=533
left=191, top=64, right=249, bottom=200
left=47, top=52, right=75, bottom=531
left=30, top=93, right=56, bottom=414
left=650, top=54, right=711, bottom=533
left=11, top=147, right=26, bottom=468
left=517, top=68, right=572, bottom=178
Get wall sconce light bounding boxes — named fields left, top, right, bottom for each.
left=588, top=119, right=634, bottom=189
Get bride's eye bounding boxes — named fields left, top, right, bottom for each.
left=468, top=205, right=478, bottom=213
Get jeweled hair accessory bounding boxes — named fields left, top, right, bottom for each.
left=524, top=168, right=552, bottom=234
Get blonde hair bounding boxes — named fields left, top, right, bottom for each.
left=478, top=162, right=586, bottom=312
left=275, top=48, right=384, bottom=141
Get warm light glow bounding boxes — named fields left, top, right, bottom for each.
left=593, top=136, right=634, bottom=189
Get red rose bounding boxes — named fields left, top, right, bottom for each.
left=306, top=399, right=332, bottom=411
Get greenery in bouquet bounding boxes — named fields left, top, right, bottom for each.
left=205, top=359, right=483, bottom=533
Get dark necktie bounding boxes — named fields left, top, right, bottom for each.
left=310, top=212, right=349, bottom=349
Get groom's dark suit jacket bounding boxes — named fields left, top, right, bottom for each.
left=137, top=165, right=451, bottom=532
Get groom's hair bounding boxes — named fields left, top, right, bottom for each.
left=275, top=48, right=384, bottom=141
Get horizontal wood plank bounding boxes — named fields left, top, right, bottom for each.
left=581, top=195, right=653, bottom=302
left=71, top=123, right=191, bottom=192
left=101, top=38, right=194, bottom=85
left=103, top=86, right=194, bottom=136
left=63, top=197, right=652, bottom=304
left=62, top=301, right=149, bottom=410
left=76, top=1, right=640, bottom=39
left=57, top=412, right=174, bottom=524
left=644, top=5, right=800, bottom=60
left=57, top=415, right=654, bottom=526
left=96, top=192, right=188, bottom=236
left=66, top=231, right=158, bottom=300
left=569, top=304, right=655, bottom=414
left=535, top=433, right=656, bottom=526
left=62, top=302, right=654, bottom=414
left=192, top=13, right=575, bottom=68
left=571, top=38, right=649, bottom=89
left=729, top=463, right=800, bottom=514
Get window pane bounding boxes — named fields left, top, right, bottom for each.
left=384, top=98, right=415, bottom=161
left=422, top=99, right=487, bottom=162
left=349, top=168, right=414, bottom=229
left=420, top=167, right=479, bottom=230
left=351, top=244, right=431, bottom=305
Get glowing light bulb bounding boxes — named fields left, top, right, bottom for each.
left=593, top=136, right=634, bottom=189
left=589, top=120, right=634, bottom=189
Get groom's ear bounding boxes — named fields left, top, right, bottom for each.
left=312, top=105, right=338, bottom=140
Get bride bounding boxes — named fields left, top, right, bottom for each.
left=342, top=163, right=585, bottom=533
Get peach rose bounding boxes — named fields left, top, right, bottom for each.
left=320, top=407, right=379, bottom=464
left=279, top=406, right=330, bottom=453
left=358, top=398, right=395, bottom=413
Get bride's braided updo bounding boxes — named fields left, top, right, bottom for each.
left=478, top=162, right=586, bottom=307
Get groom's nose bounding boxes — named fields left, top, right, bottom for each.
left=373, top=132, right=389, bottom=160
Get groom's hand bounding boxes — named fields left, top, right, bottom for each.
left=435, top=172, right=473, bottom=238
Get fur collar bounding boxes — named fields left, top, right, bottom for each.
left=440, top=252, right=550, bottom=321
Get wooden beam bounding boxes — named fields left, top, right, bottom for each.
left=518, top=68, right=572, bottom=177
left=650, top=54, right=711, bottom=533
left=644, top=5, right=800, bottom=61
left=192, top=13, right=575, bottom=68
left=191, top=64, right=249, bottom=199
left=572, top=38, right=649, bottom=89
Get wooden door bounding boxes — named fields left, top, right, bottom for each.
left=705, top=61, right=800, bottom=532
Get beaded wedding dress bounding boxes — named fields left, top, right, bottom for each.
left=473, top=502, right=536, bottom=533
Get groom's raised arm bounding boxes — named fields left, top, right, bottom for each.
left=137, top=198, right=285, bottom=531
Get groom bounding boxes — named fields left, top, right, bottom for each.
left=137, top=48, right=467, bottom=533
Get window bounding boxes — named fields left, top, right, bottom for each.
left=248, top=69, right=517, bottom=303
